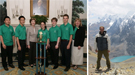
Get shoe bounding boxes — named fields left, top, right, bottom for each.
left=46, top=64, right=49, bottom=67
left=64, top=67, right=70, bottom=71
left=95, top=68, right=102, bottom=71
left=30, top=64, right=33, bottom=68
left=53, top=65, right=58, bottom=69
left=33, top=63, right=36, bottom=66
left=71, top=65, right=75, bottom=67
left=19, top=66, right=25, bottom=71
left=4, top=67, right=9, bottom=71
left=46, top=63, right=49, bottom=67
left=106, top=68, right=111, bottom=71
left=9, top=64, right=15, bottom=68
left=73, top=65, right=78, bottom=70
left=23, top=64, right=28, bottom=67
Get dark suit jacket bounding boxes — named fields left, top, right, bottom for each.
left=73, top=26, right=85, bottom=47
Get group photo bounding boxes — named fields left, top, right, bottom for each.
left=0, top=0, right=87, bottom=75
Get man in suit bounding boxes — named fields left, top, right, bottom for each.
left=33, top=0, right=46, bottom=15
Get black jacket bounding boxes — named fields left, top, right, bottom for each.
left=95, top=31, right=111, bottom=51
left=73, top=26, right=85, bottom=47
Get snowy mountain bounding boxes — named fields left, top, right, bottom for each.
left=89, top=13, right=135, bottom=58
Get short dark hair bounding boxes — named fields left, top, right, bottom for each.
left=29, top=18, right=36, bottom=24
left=51, top=17, right=58, bottom=22
left=99, top=26, right=105, bottom=30
left=4, top=16, right=10, bottom=21
left=63, top=14, right=69, bottom=19
left=18, top=16, right=25, bottom=20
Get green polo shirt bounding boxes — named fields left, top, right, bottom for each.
left=37, top=29, right=49, bottom=44
left=49, top=25, right=61, bottom=42
left=60, top=23, right=73, bottom=40
left=0, top=24, right=15, bottom=46
left=15, top=24, right=26, bottom=40
left=73, top=27, right=78, bottom=40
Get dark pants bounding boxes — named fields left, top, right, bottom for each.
left=29, top=42, right=36, bottom=65
left=60, top=40, right=71, bottom=68
left=97, top=50, right=111, bottom=69
left=38, top=44, right=48, bottom=66
left=17, top=40, right=26, bottom=67
left=50, top=42, right=59, bottom=66
left=1, top=44, right=13, bottom=67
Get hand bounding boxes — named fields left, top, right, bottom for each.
left=2, top=44, right=6, bottom=49
left=46, top=46, right=47, bottom=50
left=78, top=46, right=81, bottom=50
left=47, top=44, right=50, bottom=48
left=67, top=44, right=70, bottom=49
left=13, top=43, right=15, bottom=47
left=95, top=50, right=98, bottom=52
left=18, top=46, right=21, bottom=51
left=28, top=45, right=30, bottom=49
left=55, top=44, right=59, bottom=49
left=108, top=50, right=110, bottom=52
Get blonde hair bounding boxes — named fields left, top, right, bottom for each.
left=73, top=18, right=82, bottom=27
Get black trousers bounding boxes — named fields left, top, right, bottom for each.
left=50, top=42, right=59, bottom=66
left=17, top=40, right=26, bottom=67
left=1, top=44, right=13, bottom=67
left=29, top=42, right=36, bottom=65
left=38, top=44, right=48, bottom=66
left=60, top=40, right=71, bottom=68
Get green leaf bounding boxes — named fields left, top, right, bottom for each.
left=31, top=15, right=48, bottom=25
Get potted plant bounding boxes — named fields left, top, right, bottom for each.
left=31, top=15, right=48, bottom=24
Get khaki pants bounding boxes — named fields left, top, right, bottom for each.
left=97, top=50, right=110, bottom=69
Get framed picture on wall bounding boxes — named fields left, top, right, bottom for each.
left=30, top=0, right=49, bottom=17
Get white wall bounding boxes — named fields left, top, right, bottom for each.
left=7, top=0, right=73, bottom=26
left=1, top=0, right=73, bottom=53
left=1, top=0, right=87, bottom=54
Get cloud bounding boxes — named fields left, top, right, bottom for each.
left=88, top=0, right=135, bottom=23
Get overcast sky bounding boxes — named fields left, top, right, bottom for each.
left=0, top=0, right=6, bottom=5
left=88, top=0, right=135, bottom=24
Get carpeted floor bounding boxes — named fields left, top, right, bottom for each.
left=0, top=61, right=87, bottom=75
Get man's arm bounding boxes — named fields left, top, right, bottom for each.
left=16, top=37, right=21, bottom=50
left=55, top=37, right=60, bottom=49
left=94, top=35, right=98, bottom=52
left=12, top=27, right=15, bottom=47
left=0, top=27, right=6, bottom=49
left=15, top=27, right=21, bottom=50
left=12, top=36, right=15, bottom=47
left=107, top=35, right=111, bottom=52
left=0, top=36, right=6, bottom=49
left=55, top=28, right=61, bottom=49
left=67, top=35, right=72, bottom=49
left=67, top=25, right=73, bottom=49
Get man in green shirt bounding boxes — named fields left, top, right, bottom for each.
left=60, top=14, right=73, bottom=71
left=15, top=16, right=28, bottom=70
left=49, top=17, right=61, bottom=69
left=0, top=16, right=15, bottom=71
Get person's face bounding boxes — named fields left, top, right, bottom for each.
left=51, top=20, right=57, bottom=26
left=37, top=1, right=42, bottom=6
left=4, top=18, right=10, bottom=25
left=100, top=27, right=104, bottom=33
left=75, top=20, right=81, bottom=27
left=19, top=18, right=25, bottom=25
left=41, top=22, right=45, bottom=29
left=31, top=20, right=36, bottom=26
left=63, top=16, right=68, bottom=23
